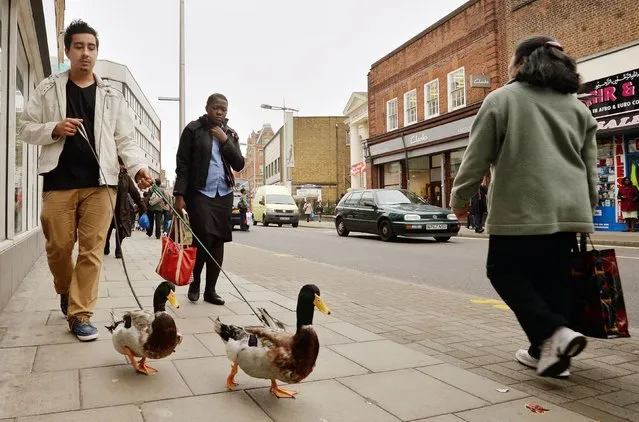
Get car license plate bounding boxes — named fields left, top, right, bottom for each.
left=426, top=223, right=447, bottom=230
left=280, top=217, right=290, bottom=221
left=232, top=210, right=239, bottom=214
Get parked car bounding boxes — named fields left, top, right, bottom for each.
left=252, top=185, right=300, bottom=227
left=334, top=189, right=460, bottom=242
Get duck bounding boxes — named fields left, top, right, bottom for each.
left=106, top=281, right=182, bottom=375
left=214, top=284, right=331, bottom=398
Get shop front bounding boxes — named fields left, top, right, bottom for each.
left=368, top=105, right=479, bottom=209
left=580, top=68, right=639, bottom=231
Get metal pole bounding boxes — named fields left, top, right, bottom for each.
left=179, top=0, right=185, bottom=133
left=335, top=123, right=339, bottom=201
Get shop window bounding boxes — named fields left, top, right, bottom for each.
left=448, top=67, right=466, bottom=111
left=14, top=31, right=29, bottom=235
left=383, top=162, right=401, bottom=189
left=386, top=98, right=398, bottom=131
left=424, top=79, right=439, bottom=118
left=408, top=156, right=430, bottom=199
left=404, top=89, right=417, bottom=126
left=450, top=149, right=465, bottom=180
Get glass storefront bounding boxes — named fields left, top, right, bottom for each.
left=383, top=162, right=401, bottom=189
left=594, top=133, right=639, bottom=231
left=406, top=154, right=443, bottom=206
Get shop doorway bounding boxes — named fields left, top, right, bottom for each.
left=427, top=182, right=442, bottom=207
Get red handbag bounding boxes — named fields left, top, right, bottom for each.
left=156, top=211, right=196, bottom=286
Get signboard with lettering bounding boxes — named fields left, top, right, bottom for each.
left=470, top=74, right=491, bottom=88
left=579, top=68, right=639, bottom=118
left=597, top=111, right=639, bottom=132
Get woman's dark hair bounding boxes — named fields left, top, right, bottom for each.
left=206, top=93, right=228, bottom=107
left=64, top=19, right=99, bottom=50
left=622, top=177, right=631, bottom=184
left=513, top=35, right=580, bottom=94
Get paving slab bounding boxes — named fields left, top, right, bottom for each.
left=141, top=391, right=272, bottom=422
left=313, top=324, right=355, bottom=345
left=414, top=416, right=466, bottom=422
left=418, top=364, right=529, bottom=404
left=79, top=361, right=191, bottom=408
left=170, top=302, right=236, bottom=318
left=339, top=368, right=487, bottom=420
left=0, top=311, right=49, bottom=328
left=247, top=379, right=400, bottom=422
left=321, top=321, right=385, bottom=342
left=303, top=347, right=370, bottom=382
left=169, top=317, right=216, bottom=334
left=194, top=333, right=227, bottom=356
left=456, top=397, right=597, bottom=421
left=0, top=347, right=36, bottom=375
left=16, top=405, right=143, bottom=422
left=0, top=370, right=79, bottom=419
left=0, top=324, right=112, bottom=347
left=329, top=339, right=441, bottom=372
left=173, top=356, right=266, bottom=394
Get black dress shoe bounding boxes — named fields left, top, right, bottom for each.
left=203, top=292, right=225, bottom=305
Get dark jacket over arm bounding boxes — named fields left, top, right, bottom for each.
left=173, top=115, right=245, bottom=198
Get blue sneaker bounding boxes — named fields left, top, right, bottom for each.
left=60, top=294, right=68, bottom=316
left=69, top=316, right=99, bottom=341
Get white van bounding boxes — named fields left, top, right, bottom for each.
left=252, top=185, right=300, bottom=227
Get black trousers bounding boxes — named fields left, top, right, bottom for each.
left=105, top=221, right=123, bottom=254
left=191, top=236, right=224, bottom=295
left=487, top=232, right=575, bottom=359
left=146, top=210, right=163, bottom=238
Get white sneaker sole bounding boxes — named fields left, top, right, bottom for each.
left=515, top=350, right=570, bottom=378
left=538, top=336, right=587, bottom=378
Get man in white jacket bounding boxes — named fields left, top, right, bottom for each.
left=19, top=20, right=153, bottom=341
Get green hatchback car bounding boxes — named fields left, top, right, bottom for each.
left=334, top=189, right=461, bottom=242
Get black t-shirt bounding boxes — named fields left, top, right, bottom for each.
left=43, top=80, right=99, bottom=191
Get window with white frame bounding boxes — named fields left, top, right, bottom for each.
left=448, top=67, right=466, bottom=111
left=386, top=98, right=398, bottom=131
left=424, top=79, right=440, bottom=118
left=404, top=90, right=417, bottom=126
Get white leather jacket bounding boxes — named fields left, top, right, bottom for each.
left=18, top=70, right=148, bottom=186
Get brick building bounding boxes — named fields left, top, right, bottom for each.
left=366, top=0, right=499, bottom=208
left=236, top=124, right=274, bottom=195
left=365, top=0, right=639, bottom=229
left=264, top=116, right=350, bottom=204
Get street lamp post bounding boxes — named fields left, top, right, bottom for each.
left=158, top=0, right=185, bottom=135
left=260, top=103, right=298, bottom=192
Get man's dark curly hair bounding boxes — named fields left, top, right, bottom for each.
left=64, top=19, right=99, bottom=50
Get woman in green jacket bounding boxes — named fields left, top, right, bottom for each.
left=450, top=36, right=597, bottom=379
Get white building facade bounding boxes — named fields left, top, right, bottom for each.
left=264, top=129, right=282, bottom=186
left=0, top=0, right=52, bottom=311
left=343, top=92, right=369, bottom=189
left=94, top=60, right=162, bottom=179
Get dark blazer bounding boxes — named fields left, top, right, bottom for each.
left=173, top=115, right=245, bottom=197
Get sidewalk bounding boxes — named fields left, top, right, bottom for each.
left=0, top=232, right=638, bottom=421
left=299, top=217, right=639, bottom=247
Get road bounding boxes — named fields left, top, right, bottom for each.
left=230, top=224, right=639, bottom=328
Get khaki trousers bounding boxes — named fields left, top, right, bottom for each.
left=40, top=187, right=115, bottom=319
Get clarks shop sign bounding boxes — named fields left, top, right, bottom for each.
left=580, top=68, right=639, bottom=118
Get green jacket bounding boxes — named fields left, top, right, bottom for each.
left=450, top=82, right=598, bottom=236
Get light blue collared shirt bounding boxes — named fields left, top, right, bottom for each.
left=198, top=137, right=232, bottom=198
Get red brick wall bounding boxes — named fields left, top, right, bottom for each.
left=367, top=0, right=499, bottom=138
left=498, top=0, right=639, bottom=83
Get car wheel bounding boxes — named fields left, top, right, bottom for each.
left=336, top=218, right=349, bottom=237
left=278, top=223, right=282, bottom=227
left=292, top=222, right=299, bottom=228
left=262, top=215, right=269, bottom=227
left=253, top=219, right=257, bottom=226
left=378, top=220, right=396, bottom=242
left=435, top=236, right=451, bottom=243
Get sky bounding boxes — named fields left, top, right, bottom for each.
left=43, top=0, right=468, bottom=181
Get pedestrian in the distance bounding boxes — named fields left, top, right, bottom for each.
left=618, top=177, right=639, bottom=232
left=450, top=35, right=597, bottom=378
left=316, top=200, right=324, bottom=223
left=173, top=93, right=245, bottom=305
left=238, top=188, right=249, bottom=231
left=304, top=200, right=313, bottom=222
left=469, top=184, right=488, bottom=233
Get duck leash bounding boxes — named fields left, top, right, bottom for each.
left=149, top=184, right=263, bottom=322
